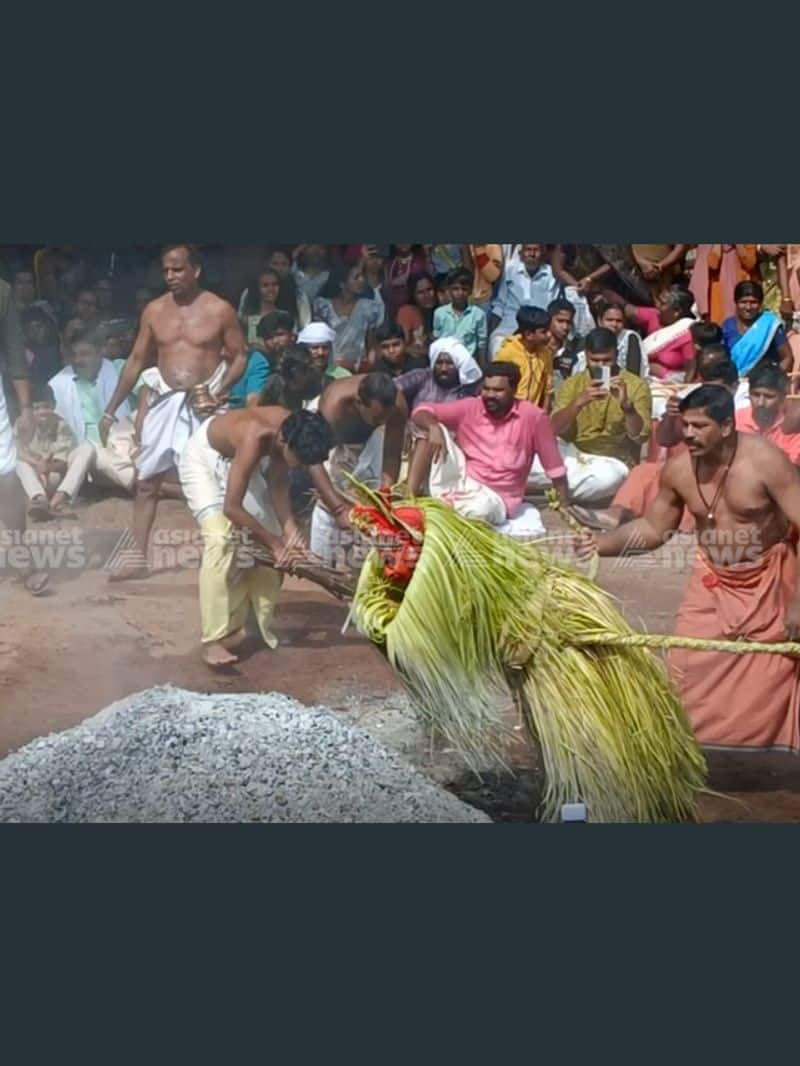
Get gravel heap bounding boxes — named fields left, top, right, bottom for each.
left=0, top=686, right=489, bottom=823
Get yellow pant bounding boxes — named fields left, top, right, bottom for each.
left=198, top=513, right=283, bottom=646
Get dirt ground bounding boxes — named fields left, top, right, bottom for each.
left=2, top=494, right=800, bottom=823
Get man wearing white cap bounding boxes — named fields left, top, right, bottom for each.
left=297, top=322, right=351, bottom=381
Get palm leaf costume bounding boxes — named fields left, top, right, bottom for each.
left=347, top=488, right=706, bottom=823
left=297, top=482, right=800, bottom=823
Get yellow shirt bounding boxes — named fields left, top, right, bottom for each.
left=495, top=334, right=553, bottom=409
left=553, top=369, right=652, bottom=466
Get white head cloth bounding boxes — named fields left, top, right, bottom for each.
left=298, top=322, right=336, bottom=346
left=428, top=336, right=482, bottom=386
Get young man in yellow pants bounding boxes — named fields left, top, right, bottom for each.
left=179, top=406, right=333, bottom=666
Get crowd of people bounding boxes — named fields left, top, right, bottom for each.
left=3, top=243, right=800, bottom=756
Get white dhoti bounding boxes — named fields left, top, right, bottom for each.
left=178, top=418, right=283, bottom=647
left=92, top=417, right=137, bottom=491
left=136, top=362, right=227, bottom=481
left=309, top=427, right=385, bottom=567
left=0, top=382, right=16, bottom=477
left=647, top=375, right=685, bottom=421
left=429, top=427, right=546, bottom=540
left=527, top=441, right=628, bottom=504
left=648, top=377, right=751, bottom=424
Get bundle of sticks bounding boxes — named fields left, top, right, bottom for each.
left=250, top=545, right=357, bottom=601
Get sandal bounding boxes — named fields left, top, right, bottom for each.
left=23, top=571, right=50, bottom=596
left=49, top=499, right=79, bottom=519
left=27, top=498, right=51, bottom=522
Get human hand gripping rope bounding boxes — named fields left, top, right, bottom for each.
left=545, top=487, right=800, bottom=658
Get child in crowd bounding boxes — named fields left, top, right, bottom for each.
left=493, top=306, right=554, bottom=409
left=368, top=323, right=428, bottom=377
left=547, top=298, right=583, bottom=385
left=432, top=268, right=488, bottom=362
left=14, top=383, right=94, bottom=519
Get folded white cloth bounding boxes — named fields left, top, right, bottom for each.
left=0, top=379, right=15, bottom=476
left=298, top=322, right=336, bottom=346
left=137, top=362, right=227, bottom=479
left=178, top=416, right=280, bottom=535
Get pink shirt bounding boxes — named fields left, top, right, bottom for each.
left=416, top=397, right=566, bottom=517
left=634, top=306, right=694, bottom=374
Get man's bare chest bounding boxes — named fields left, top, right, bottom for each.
left=152, top=308, right=224, bottom=349
left=681, top=469, right=772, bottom=523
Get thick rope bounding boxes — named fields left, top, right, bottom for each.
left=543, top=491, right=800, bottom=659
left=545, top=489, right=599, bottom=581
left=569, top=631, right=800, bottom=658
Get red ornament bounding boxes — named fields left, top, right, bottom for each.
left=350, top=503, right=426, bottom=586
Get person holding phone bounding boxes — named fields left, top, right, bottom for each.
left=526, top=327, right=654, bottom=506
left=529, top=326, right=652, bottom=505
left=550, top=327, right=652, bottom=468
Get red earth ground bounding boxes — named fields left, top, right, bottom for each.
left=2, top=494, right=800, bottom=822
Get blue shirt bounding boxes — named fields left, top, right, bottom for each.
left=491, top=258, right=562, bottom=335
left=433, top=303, right=488, bottom=357
left=229, top=351, right=271, bottom=408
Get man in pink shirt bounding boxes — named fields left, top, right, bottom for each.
left=736, top=361, right=800, bottom=463
left=407, top=362, right=568, bottom=537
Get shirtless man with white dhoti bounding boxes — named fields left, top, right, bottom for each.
left=100, top=245, right=247, bottom=581
left=179, top=406, right=333, bottom=666
left=307, top=372, right=408, bottom=567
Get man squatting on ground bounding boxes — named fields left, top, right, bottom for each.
left=178, top=405, right=333, bottom=667
left=575, top=384, right=800, bottom=752
left=99, top=245, right=248, bottom=581
left=308, top=372, right=408, bottom=567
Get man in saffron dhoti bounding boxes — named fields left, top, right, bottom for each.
left=577, top=384, right=800, bottom=752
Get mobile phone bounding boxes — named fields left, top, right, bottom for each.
left=588, top=364, right=603, bottom=381
left=601, top=365, right=611, bottom=387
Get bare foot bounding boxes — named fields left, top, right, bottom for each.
left=108, top=564, right=150, bottom=583
left=202, top=642, right=239, bottom=667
